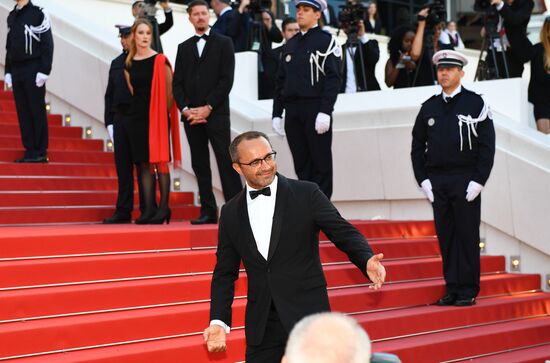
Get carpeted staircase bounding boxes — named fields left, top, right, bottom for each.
left=0, top=83, right=548, bottom=362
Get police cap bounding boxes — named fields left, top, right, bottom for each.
left=295, top=0, right=327, bottom=12
left=432, top=50, right=468, bottom=69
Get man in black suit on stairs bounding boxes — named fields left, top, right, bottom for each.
left=173, top=0, right=243, bottom=225
left=203, top=131, right=386, bottom=363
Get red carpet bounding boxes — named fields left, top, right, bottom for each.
left=0, top=86, right=548, bottom=362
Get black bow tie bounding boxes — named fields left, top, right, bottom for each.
left=249, top=187, right=271, bottom=199
left=194, top=34, right=208, bottom=42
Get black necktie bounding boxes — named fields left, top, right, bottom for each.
left=249, top=187, right=271, bottom=199
left=444, top=96, right=452, bottom=103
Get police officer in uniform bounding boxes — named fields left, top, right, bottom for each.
left=272, top=0, right=341, bottom=199
left=411, top=50, right=496, bottom=307
left=4, top=0, right=53, bottom=163
left=103, top=26, right=148, bottom=224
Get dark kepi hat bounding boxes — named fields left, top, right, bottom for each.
left=115, top=24, right=132, bottom=37
left=295, top=0, right=327, bottom=12
left=432, top=50, right=468, bottom=68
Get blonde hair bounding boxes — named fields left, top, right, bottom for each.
left=125, top=18, right=153, bottom=69
left=541, top=19, right=550, bottom=72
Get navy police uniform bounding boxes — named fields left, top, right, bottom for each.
left=411, top=50, right=495, bottom=306
left=5, top=1, right=53, bottom=162
left=272, top=0, right=341, bottom=199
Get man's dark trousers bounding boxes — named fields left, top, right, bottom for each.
left=183, top=115, right=242, bottom=218
left=11, top=62, right=48, bottom=159
left=284, top=101, right=333, bottom=199
left=431, top=172, right=481, bottom=300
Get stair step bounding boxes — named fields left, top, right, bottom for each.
left=372, top=316, right=550, bottom=363
left=0, top=135, right=104, bottom=151
left=0, top=253, right=503, bottom=290
left=0, top=273, right=540, bottom=328
left=0, top=163, right=117, bottom=177
left=4, top=296, right=549, bottom=363
left=0, top=176, right=120, bottom=191
left=0, top=91, right=14, bottom=100
left=0, top=123, right=82, bottom=138
left=0, top=204, right=200, bottom=225
left=0, top=112, right=62, bottom=125
left=0, top=149, right=113, bottom=164
left=0, top=191, right=194, bottom=207
left=460, top=343, right=550, bottom=363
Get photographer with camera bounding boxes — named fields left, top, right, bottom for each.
left=410, top=5, right=447, bottom=87
left=385, top=25, right=416, bottom=88
left=340, top=19, right=380, bottom=93
left=478, top=0, right=534, bottom=78
left=132, top=0, right=174, bottom=53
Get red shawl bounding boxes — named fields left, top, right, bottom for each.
left=149, top=53, right=182, bottom=173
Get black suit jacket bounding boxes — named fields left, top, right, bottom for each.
left=498, top=0, right=534, bottom=63
left=211, top=8, right=243, bottom=51
left=340, top=39, right=381, bottom=92
left=172, top=31, right=235, bottom=117
left=210, top=174, right=374, bottom=345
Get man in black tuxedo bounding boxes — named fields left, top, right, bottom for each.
left=203, top=131, right=386, bottom=363
left=172, top=0, right=243, bottom=224
left=340, top=20, right=381, bottom=93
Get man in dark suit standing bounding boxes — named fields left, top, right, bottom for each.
left=340, top=20, right=381, bottom=93
left=203, top=131, right=385, bottom=362
left=173, top=0, right=243, bottom=225
left=210, top=0, right=242, bottom=50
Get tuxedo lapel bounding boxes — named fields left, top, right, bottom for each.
left=267, top=175, right=290, bottom=262
left=237, top=190, right=267, bottom=264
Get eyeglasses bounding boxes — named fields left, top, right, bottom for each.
left=238, top=151, right=277, bottom=168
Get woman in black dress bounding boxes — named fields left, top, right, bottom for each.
left=527, top=17, right=550, bottom=134
left=385, top=25, right=416, bottom=88
left=124, top=18, right=181, bottom=224
left=365, top=1, right=382, bottom=35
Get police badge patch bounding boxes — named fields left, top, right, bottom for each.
left=285, top=54, right=292, bottom=62
left=428, top=118, right=435, bottom=126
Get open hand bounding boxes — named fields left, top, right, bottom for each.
left=366, top=253, right=386, bottom=290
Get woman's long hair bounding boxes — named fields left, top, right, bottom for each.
left=388, top=25, right=413, bottom=65
left=541, top=18, right=550, bottom=71
left=125, top=18, right=153, bottom=69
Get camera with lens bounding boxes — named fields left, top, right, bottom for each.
left=474, top=0, right=499, bottom=29
left=424, top=0, right=446, bottom=28
left=232, top=0, right=272, bottom=17
left=338, top=0, right=367, bottom=36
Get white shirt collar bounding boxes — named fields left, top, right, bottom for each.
left=443, top=85, right=462, bottom=99
left=219, top=6, right=232, bottom=17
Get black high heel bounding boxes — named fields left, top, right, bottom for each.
left=135, top=209, right=157, bottom=224
left=149, top=208, right=171, bottom=224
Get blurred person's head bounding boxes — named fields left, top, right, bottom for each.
left=132, top=1, right=145, bottom=18
left=210, top=0, right=230, bottom=16
left=282, top=17, right=299, bottom=41
left=447, top=21, right=456, bottom=33
left=125, top=18, right=153, bottom=68
left=388, top=25, right=414, bottom=64
left=367, top=1, right=378, bottom=19
left=541, top=16, right=550, bottom=71
left=188, top=0, right=210, bottom=33
left=230, top=131, right=277, bottom=189
left=117, top=26, right=132, bottom=52
left=282, top=312, right=371, bottom=363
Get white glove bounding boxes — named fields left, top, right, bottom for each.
left=466, top=181, right=483, bottom=202
left=107, top=124, right=114, bottom=147
left=271, top=117, right=285, bottom=136
left=4, top=73, right=12, bottom=88
left=35, top=72, right=49, bottom=88
left=420, top=179, right=434, bottom=203
left=315, top=112, right=331, bottom=134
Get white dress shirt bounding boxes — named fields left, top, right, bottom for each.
left=195, top=28, right=211, bottom=58
left=209, top=175, right=279, bottom=334
left=345, top=34, right=369, bottom=93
